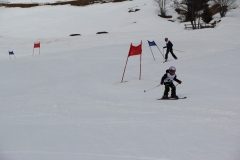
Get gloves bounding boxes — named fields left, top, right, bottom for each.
left=161, top=82, right=164, bottom=85
left=178, top=81, right=182, bottom=84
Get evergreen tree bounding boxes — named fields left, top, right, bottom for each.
left=202, top=0, right=213, bottom=23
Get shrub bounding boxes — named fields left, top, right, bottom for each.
left=6, top=0, right=130, bottom=8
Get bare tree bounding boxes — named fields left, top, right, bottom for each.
left=154, top=0, right=171, bottom=17
left=173, top=0, right=203, bottom=29
left=210, top=0, right=238, bottom=17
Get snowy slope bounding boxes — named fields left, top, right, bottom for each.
left=0, top=0, right=240, bottom=160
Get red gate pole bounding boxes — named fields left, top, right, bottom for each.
left=121, top=56, right=129, bottom=83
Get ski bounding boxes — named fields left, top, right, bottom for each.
left=157, top=97, right=187, bottom=100
left=176, top=97, right=187, bottom=99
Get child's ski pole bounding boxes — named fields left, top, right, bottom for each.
left=144, top=85, right=160, bottom=92
left=173, top=49, right=185, bottom=53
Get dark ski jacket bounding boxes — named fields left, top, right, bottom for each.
left=163, top=41, right=173, bottom=49
left=161, top=70, right=181, bottom=84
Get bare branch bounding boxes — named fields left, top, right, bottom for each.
left=210, top=0, right=238, bottom=17
left=154, top=0, right=171, bottom=16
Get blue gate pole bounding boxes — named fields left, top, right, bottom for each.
left=156, top=45, right=164, bottom=59
left=149, top=46, right=155, bottom=61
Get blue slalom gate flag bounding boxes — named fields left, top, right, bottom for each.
left=147, top=40, right=164, bottom=60
left=8, top=50, right=16, bottom=59
left=148, top=41, right=157, bottom=46
left=9, top=51, right=14, bottom=55
left=147, top=40, right=156, bottom=60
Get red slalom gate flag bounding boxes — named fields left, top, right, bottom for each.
left=121, top=41, right=142, bottom=82
left=128, top=42, right=142, bottom=57
left=34, top=42, right=40, bottom=48
left=33, top=42, right=41, bottom=55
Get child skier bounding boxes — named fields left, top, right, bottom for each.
left=160, top=66, right=182, bottom=99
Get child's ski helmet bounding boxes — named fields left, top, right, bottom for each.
left=169, top=66, right=176, bottom=75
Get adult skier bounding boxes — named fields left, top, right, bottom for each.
left=160, top=66, right=182, bottom=99
left=163, top=38, right=177, bottom=62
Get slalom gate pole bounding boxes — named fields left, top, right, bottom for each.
left=8, top=50, right=11, bottom=59
left=149, top=46, right=155, bottom=61
left=144, top=85, right=160, bottom=93
left=156, top=45, right=164, bottom=59
left=121, top=56, right=129, bottom=82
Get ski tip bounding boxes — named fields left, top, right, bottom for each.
left=177, top=97, right=187, bottom=99
left=176, top=97, right=187, bottom=99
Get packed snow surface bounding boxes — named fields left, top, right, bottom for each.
left=0, top=0, right=240, bottom=160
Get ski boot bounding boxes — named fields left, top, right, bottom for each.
left=170, top=95, right=179, bottom=99
left=162, top=95, right=169, bottom=99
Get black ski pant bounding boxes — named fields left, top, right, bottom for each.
left=163, top=82, right=176, bottom=96
left=165, top=48, right=177, bottom=60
